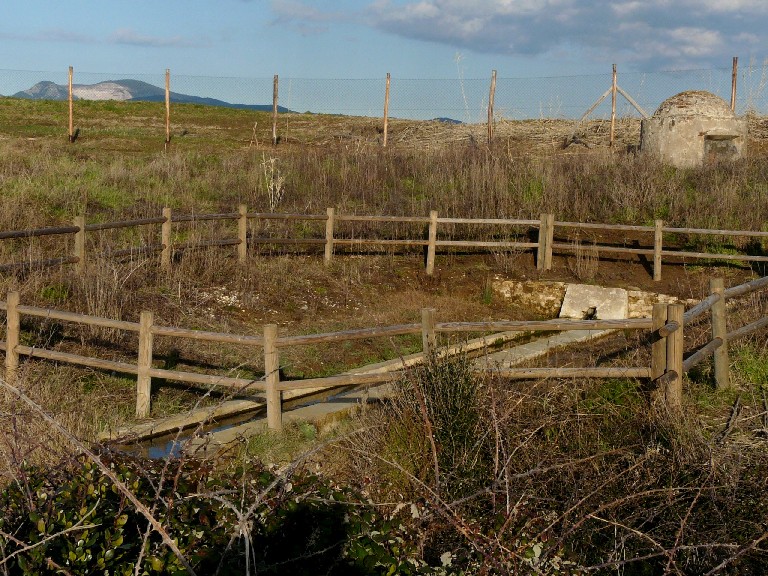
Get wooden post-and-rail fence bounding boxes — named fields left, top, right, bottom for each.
left=2, top=275, right=767, bottom=430
left=2, top=208, right=768, bottom=282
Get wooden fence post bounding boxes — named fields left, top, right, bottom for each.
left=324, top=207, right=335, bottom=266
left=238, top=204, right=248, bottom=264
left=487, top=69, right=497, bottom=145
left=68, top=66, right=75, bottom=143
left=426, top=210, right=438, bottom=275
left=383, top=73, right=390, bottom=148
left=653, top=219, right=663, bottom=282
left=731, top=56, right=738, bottom=112
left=610, top=64, right=617, bottom=147
left=264, top=324, right=282, bottom=430
left=651, top=302, right=667, bottom=383
left=5, top=291, right=20, bottom=383
left=665, top=304, right=684, bottom=409
left=536, top=214, right=548, bottom=271
left=272, top=74, right=279, bottom=146
left=421, top=308, right=436, bottom=357
left=73, top=215, right=86, bottom=274
left=161, top=207, right=172, bottom=270
left=544, top=214, right=555, bottom=271
left=165, top=69, right=171, bottom=149
left=136, top=310, right=154, bottom=418
left=536, top=213, right=555, bottom=271
left=710, top=278, right=730, bottom=389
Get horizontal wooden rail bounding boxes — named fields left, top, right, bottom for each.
left=174, top=238, right=241, bottom=251
left=551, top=242, right=654, bottom=256
left=437, top=318, right=651, bottom=333
left=247, top=212, right=327, bottom=221
left=16, top=345, right=138, bottom=374
left=332, top=238, right=429, bottom=246
left=682, top=337, right=723, bottom=372
left=85, top=217, right=167, bottom=231
left=171, top=212, right=239, bottom=223
left=556, top=221, right=653, bottom=232
left=726, top=316, right=768, bottom=343
left=683, top=293, right=722, bottom=323
left=0, top=256, right=79, bottom=273
left=438, top=217, right=539, bottom=226
left=108, top=245, right=164, bottom=258
left=277, top=323, right=421, bottom=347
left=664, top=226, right=768, bottom=238
left=724, top=275, right=768, bottom=299
left=147, top=367, right=267, bottom=391
left=660, top=250, right=768, bottom=263
left=251, top=237, right=326, bottom=245
left=336, top=215, right=430, bottom=223
left=17, top=305, right=140, bottom=331
left=152, top=325, right=263, bottom=346
left=493, top=367, right=652, bottom=379
left=277, top=371, right=400, bottom=391
left=437, top=240, right=538, bottom=249
left=0, top=225, right=80, bottom=240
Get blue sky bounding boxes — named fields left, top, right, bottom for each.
left=2, top=0, right=766, bottom=80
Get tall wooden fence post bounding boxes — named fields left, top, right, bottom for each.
left=383, top=73, right=390, bottom=148
left=731, top=56, right=738, bottom=112
left=610, top=64, right=617, bottom=147
left=651, top=302, right=668, bottom=382
left=68, top=66, right=75, bottom=143
left=653, top=219, right=663, bottom=282
left=238, top=204, right=248, bottom=264
left=537, top=213, right=555, bottom=271
left=426, top=210, right=438, bottom=275
left=161, top=207, right=172, bottom=270
left=272, top=74, right=279, bottom=146
left=536, top=214, right=548, bottom=271
left=421, top=308, right=436, bottom=357
left=136, top=310, right=154, bottom=418
left=73, top=215, right=86, bottom=274
left=264, top=324, right=282, bottom=430
left=324, top=207, right=335, bottom=266
left=487, top=69, right=497, bottom=145
left=544, top=214, right=555, bottom=271
left=710, top=278, right=730, bottom=389
left=5, top=291, right=20, bottom=383
left=665, top=304, right=684, bottom=409
left=164, top=69, right=171, bottom=149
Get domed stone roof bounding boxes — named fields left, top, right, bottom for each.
left=652, top=90, right=734, bottom=119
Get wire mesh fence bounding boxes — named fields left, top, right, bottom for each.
left=1, top=62, right=767, bottom=139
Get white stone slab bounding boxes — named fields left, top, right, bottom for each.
left=559, top=284, right=628, bottom=320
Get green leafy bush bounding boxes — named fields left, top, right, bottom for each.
left=0, top=452, right=432, bottom=575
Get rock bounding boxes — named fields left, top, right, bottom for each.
left=491, top=279, right=566, bottom=317
left=559, top=284, right=628, bottom=319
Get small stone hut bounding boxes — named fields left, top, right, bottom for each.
left=640, top=90, right=747, bottom=168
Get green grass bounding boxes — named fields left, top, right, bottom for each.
left=733, top=343, right=768, bottom=385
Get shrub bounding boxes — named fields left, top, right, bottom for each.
left=0, top=452, right=431, bottom=575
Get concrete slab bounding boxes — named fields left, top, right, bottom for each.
left=559, top=284, right=628, bottom=320
left=474, top=329, right=613, bottom=370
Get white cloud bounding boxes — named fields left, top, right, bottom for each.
left=269, top=0, right=768, bottom=70
left=368, top=0, right=767, bottom=68
left=109, top=29, right=201, bottom=48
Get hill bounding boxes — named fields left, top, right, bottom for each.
left=11, top=78, right=292, bottom=112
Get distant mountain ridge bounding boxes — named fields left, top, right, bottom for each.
left=12, top=79, right=291, bottom=112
